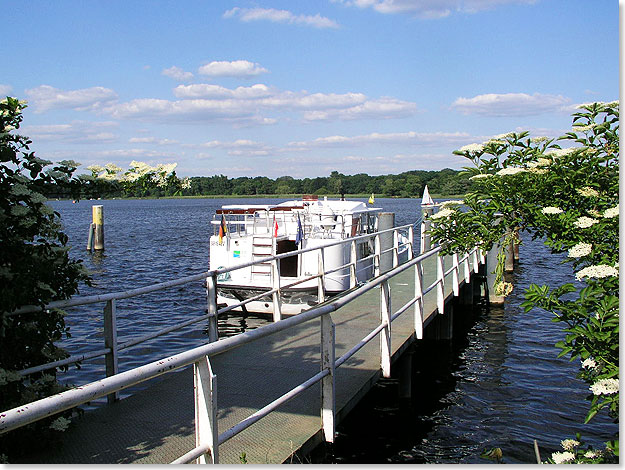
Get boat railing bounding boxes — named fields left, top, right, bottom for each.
left=0, top=236, right=487, bottom=464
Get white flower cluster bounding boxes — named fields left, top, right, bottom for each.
left=573, top=216, right=598, bottom=228
left=572, top=123, right=596, bottom=133
left=576, top=186, right=600, bottom=197
left=458, top=143, right=484, bottom=154
left=526, top=158, right=552, bottom=168
left=496, top=167, right=526, bottom=176
left=581, top=357, right=598, bottom=370
left=575, top=264, right=619, bottom=281
left=567, top=242, right=592, bottom=258
left=494, top=281, right=513, bottom=296
left=561, top=439, right=580, bottom=451
left=603, top=204, right=619, bottom=218
left=589, top=378, right=619, bottom=396
left=430, top=208, right=456, bottom=220
left=551, top=451, right=575, bottom=464
left=469, top=173, right=493, bottom=181
left=440, top=200, right=464, bottom=207
left=181, top=177, right=192, bottom=190
left=544, top=148, right=575, bottom=158
left=542, top=206, right=563, bottom=215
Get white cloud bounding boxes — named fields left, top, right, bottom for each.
left=162, top=66, right=194, bottom=81
left=452, top=92, right=571, bottom=117
left=288, top=130, right=472, bottom=149
left=224, top=7, right=340, bottom=29
left=129, top=136, right=179, bottom=145
left=335, top=0, right=536, bottom=18
left=25, top=85, right=118, bottom=113
left=198, top=60, right=269, bottom=78
left=24, top=120, right=118, bottom=143
left=106, top=85, right=416, bottom=124
left=0, top=84, right=13, bottom=96
left=173, top=83, right=273, bottom=100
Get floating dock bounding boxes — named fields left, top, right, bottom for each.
left=17, top=252, right=485, bottom=464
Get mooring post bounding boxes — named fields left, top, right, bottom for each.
left=398, top=347, right=414, bottom=399
left=92, top=205, right=104, bottom=251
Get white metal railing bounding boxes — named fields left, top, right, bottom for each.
left=6, top=224, right=414, bottom=395
left=0, top=240, right=485, bottom=464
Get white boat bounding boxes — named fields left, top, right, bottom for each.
left=209, top=195, right=411, bottom=315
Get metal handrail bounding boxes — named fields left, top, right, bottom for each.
left=10, top=223, right=413, bottom=379
left=0, top=245, right=445, bottom=435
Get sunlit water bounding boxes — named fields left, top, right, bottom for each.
left=48, top=198, right=617, bottom=462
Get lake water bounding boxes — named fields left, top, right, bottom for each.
left=48, top=198, right=617, bottom=463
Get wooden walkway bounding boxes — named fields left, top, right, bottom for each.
left=19, top=255, right=479, bottom=464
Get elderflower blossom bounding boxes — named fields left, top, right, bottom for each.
left=526, top=158, right=552, bottom=168
left=574, top=216, right=599, bottom=228
left=575, top=264, right=619, bottom=281
left=496, top=167, right=526, bottom=176
left=181, top=177, right=192, bottom=190
left=584, top=450, right=600, bottom=459
left=440, top=200, right=464, bottom=207
left=567, top=242, right=592, bottom=258
left=603, top=204, right=619, bottom=218
left=576, top=186, right=600, bottom=197
left=431, top=208, right=456, bottom=220
left=545, top=148, right=575, bottom=158
left=572, top=123, right=596, bottom=133
left=551, top=451, right=575, bottom=464
left=494, top=281, right=513, bottom=296
left=458, top=143, right=484, bottom=154
left=589, top=378, right=619, bottom=396
left=528, top=167, right=548, bottom=175
left=581, top=357, right=598, bottom=370
left=469, top=173, right=493, bottom=180
left=542, top=206, right=563, bottom=215
left=561, top=439, right=580, bottom=451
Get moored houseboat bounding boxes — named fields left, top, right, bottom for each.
left=209, top=195, right=411, bottom=315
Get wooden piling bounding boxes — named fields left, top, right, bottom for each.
left=92, top=205, right=104, bottom=251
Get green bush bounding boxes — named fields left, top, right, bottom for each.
left=0, top=97, right=91, bottom=460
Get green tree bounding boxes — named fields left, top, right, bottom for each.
left=0, top=97, right=91, bottom=461
left=429, top=101, right=619, bottom=463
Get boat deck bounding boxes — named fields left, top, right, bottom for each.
left=17, top=254, right=477, bottom=464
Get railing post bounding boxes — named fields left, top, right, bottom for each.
left=408, top=225, right=414, bottom=260
left=317, top=249, right=325, bottom=304
left=380, top=279, right=391, bottom=378
left=463, top=252, right=471, bottom=283
left=350, top=240, right=357, bottom=288
left=393, top=229, right=399, bottom=268
left=320, top=314, right=336, bottom=443
left=206, top=274, right=219, bottom=343
left=452, top=252, right=460, bottom=296
left=194, top=356, right=218, bottom=464
left=271, top=258, right=282, bottom=322
left=420, top=206, right=434, bottom=254
left=103, top=299, right=119, bottom=403
left=472, top=248, right=479, bottom=273
left=374, top=234, right=381, bottom=277
left=436, top=253, right=445, bottom=315
left=414, top=260, right=424, bottom=339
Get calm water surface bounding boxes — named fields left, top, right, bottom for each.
left=49, top=198, right=617, bottom=463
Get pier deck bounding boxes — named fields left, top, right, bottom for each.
left=20, top=255, right=476, bottom=464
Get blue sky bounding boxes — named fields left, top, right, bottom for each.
left=3, top=0, right=619, bottom=179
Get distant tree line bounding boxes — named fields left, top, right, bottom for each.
left=183, top=168, right=470, bottom=198
left=42, top=167, right=471, bottom=199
